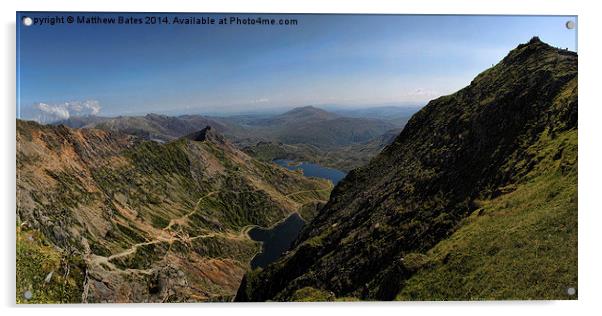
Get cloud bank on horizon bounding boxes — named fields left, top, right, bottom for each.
left=32, top=100, right=102, bottom=123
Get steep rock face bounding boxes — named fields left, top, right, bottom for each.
left=184, top=126, right=226, bottom=145
left=235, top=38, right=577, bottom=301
left=16, top=121, right=331, bottom=303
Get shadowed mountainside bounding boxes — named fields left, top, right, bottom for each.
left=235, top=37, right=578, bottom=301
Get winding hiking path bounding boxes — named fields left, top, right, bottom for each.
left=162, top=191, right=218, bottom=232
left=86, top=183, right=332, bottom=272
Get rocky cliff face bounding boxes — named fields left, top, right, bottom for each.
left=235, top=37, right=578, bottom=301
left=16, top=121, right=331, bottom=303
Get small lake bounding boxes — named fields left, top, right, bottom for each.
left=247, top=160, right=346, bottom=269
left=273, top=159, right=347, bottom=184
left=248, top=213, right=305, bottom=269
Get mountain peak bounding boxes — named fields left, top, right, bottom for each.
left=276, top=106, right=339, bottom=122
left=469, top=37, right=575, bottom=88
left=183, top=125, right=226, bottom=144
left=511, top=37, right=575, bottom=60
left=528, top=36, right=542, bottom=44
left=145, top=113, right=167, bottom=119
left=292, top=105, right=323, bottom=111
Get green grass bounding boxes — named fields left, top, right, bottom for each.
left=190, top=236, right=257, bottom=263
left=298, top=201, right=327, bottom=221
left=396, top=129, right=577, bottom=300
left=290, top=287, right=335, bottom=302
left=16, top=226, right=85, bottom=304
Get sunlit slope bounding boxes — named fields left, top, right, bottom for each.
left=16, top=122, right=330, bottom=303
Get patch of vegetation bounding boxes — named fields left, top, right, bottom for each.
left=16, top=225, right=85, bottom=304
left=191, top=236, right=257, bottom=263
left=290, top=287, right=335, bottom=302
left=396, top=130, right=577, bottom=300
left=45, top=170, right=98, bottom=210
left=203, top=188, right=286, bottom=230
left=150, top=213, right=170, bottom=229
left=88, top=240, right=112, bottom=257
left=298, top=201, right=326, bottom=222
left=124, top=140, right=191, bottom=177
left=105, top=222, right=148, bottom=250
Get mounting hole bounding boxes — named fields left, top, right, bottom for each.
left=22, top=17, right=33, bottom=26
left=566, top=20, right=575, bottom=30
left=567, top=287, right=576, bottom=296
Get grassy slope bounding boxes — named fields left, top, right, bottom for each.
left=397, top=129, right=577, bottom=300
left=235, top=38, right=577, bottom=302
left=16, top=225, right=86, bottom=303
left=16, top=120, right=332, bottom=302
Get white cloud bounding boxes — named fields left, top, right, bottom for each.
left=33, top=100, right=102, bottom=123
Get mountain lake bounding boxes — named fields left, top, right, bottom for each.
left=247, top=160, right=347, bottom=269
left=273, top=159, right=347, bottom=184
left=248, top=212, right=305, bottom=269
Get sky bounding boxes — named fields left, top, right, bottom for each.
left=16, top=13, right=577, bottom=121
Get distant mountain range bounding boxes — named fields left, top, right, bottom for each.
left=57, top=106, right=407, bottom=148
left=55, top=105, right=417, bottom=171
left=55, top=114, right=230, bottom=143
left=235, top=37, right=578, bottom=301
left=324, top=105, right=422, bottom=125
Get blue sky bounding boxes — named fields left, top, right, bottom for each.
left=17, top=13, right=577, bottom=120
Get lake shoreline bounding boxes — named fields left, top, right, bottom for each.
left=273, top=159, right=347, bottom=185
left=246, top=212, right=306, bottom=269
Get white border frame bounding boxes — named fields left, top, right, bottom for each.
left=2, top=1, right=600, bottom=315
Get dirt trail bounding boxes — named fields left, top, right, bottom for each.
left=163, top=191, right=218, bottom=231
left=86, top=184, right=333, bottom=271
left=87, top=231, right=223, bottom=269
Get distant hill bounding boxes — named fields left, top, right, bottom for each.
left=260, top=106, right=340, bottom=125
left=16, top=120, right=331, bottom=303
left=228, top=106, right=397, bottom=149
left=236, top=37, right=578, bottom=301
left=326, top=105, right=422, bottom=126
